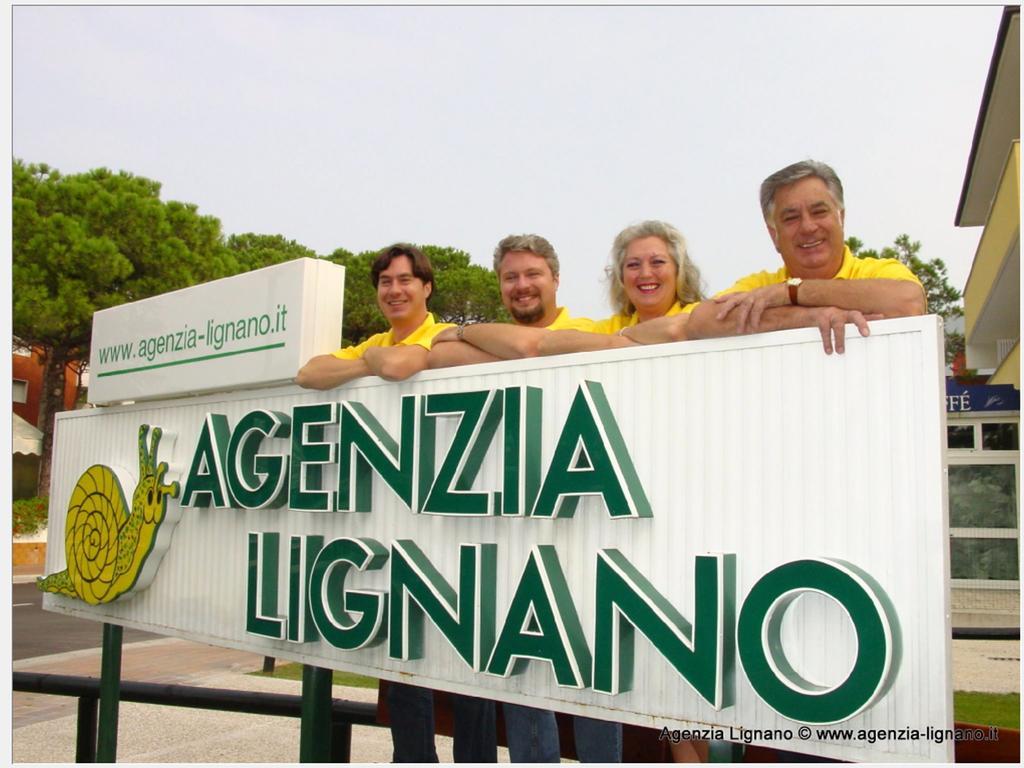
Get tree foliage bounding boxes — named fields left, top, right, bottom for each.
left=326, top=244, right=508, bottom=347
left=846, top=233, right=964, bottom=364
left=12, top=159, right=511, bottom=495
left=421, top=245, right=510, bottom=327
left=226, top=232, right=318, bottom=273
left=325, top=247, right=378, bottom=347
left=14, top=160, right=235, bottom=350
left=13, top=159, right=236, bottom=493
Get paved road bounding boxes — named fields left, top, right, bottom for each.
left=13, top=581, right=160, bottom=660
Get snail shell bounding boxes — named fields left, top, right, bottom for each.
left=64, top=464, right=130, bottom=604
left=38, top=424, right=179, bottom=605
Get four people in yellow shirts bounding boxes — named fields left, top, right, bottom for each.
left=294, top=159, right=927, bottom=763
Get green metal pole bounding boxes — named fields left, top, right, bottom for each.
left=299, top=665, right=333, bottom=762
left=75, top=695, right=98, bottom=762
left=708, top=739, right=744, bottom=762
left=96, top=623, right=123, bottom=762
left=329, top=719, right=353, bottom=763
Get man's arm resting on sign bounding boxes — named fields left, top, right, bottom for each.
left=363, top=345, right=430, bottom=381
left=295, top=355, right=371, bottom=389
left=711, top=279, right=926, bottom=334
left=537, top=329, right=636, bottom=356
left=687, top=299, right=883, bottom=355
left=618, top=314, right=691, bottom=345
left=453, top=323, right=551, bottom=359
left=427, top=335, right=502, bottom=368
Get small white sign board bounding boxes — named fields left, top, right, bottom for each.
left=88, top=258, right=344, bottom=404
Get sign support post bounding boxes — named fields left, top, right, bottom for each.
left=97, top=622, right=123, bottom=762
left=299, top=665, right=333, bottom=762
left=709, top=739, right=745, bottom=762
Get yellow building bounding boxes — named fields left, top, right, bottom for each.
left=957, top=6, right=1019, bottom=387
left=947, top=6, right=1019, bottom=627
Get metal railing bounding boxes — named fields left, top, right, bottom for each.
left=16, top=627, right=1019, bottom=763
left=13, top=671, right=380, bottom=763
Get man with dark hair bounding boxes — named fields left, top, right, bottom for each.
left=296, top=244, right=451, bottom=388
left=298, top=246, right=496, bottom=761
left=628, top=160, right=927, bottom=354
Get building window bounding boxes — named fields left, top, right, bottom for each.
left=951, top=539, right=1019, bottom=581
left=13, top=379, right=29, bottom=403
left=948, top=456, right=1019, bottom=587
left=947, top=418, right=1020, bottom=452
left=949, top=464, right=1018, bottom=528
left=982, top=422, right=1019, bottom=451
left=947, top=425, right=975, bottom=449
left=947, top=413, right=1020, bottom=598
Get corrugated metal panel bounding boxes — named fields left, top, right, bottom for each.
left=42, top=316, right=951, bottom=762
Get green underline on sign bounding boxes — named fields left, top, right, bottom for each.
left=97, top=343, right=287, bottom=377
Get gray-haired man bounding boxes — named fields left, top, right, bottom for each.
left=636, top=160, right=926, bottom=353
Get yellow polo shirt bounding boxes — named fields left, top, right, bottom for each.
left=588, top=301, right=699, bottom=335
left=332, top=313, right=453, bottom=360
left=715, top=246, right=923, bottom=296
left=545, top=307, right=597, bottom=331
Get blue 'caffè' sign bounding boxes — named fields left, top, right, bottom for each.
left=945, top=379, right=1020, bottom=413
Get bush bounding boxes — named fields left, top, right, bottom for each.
left=13, top=496, right=49, bottom=536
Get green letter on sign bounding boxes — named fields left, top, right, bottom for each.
left=226, top=410, right=291, bottom=509
left=309, top=537, right=389, bottom=650
left=532, top=381, right=652, bottom=519
left=737, top=558, right=901, bottom=724
left=287, top=535, right=323, bottom=643
left=421, top=390, right=503, bottom=516
left=502, top=386, right=543, bottom=516
left=246, top=532, right=284, bottom=639
left=593, top=550, right=735, bottom=708
left=388, top=541, right=497, bottom=670
left=182, top=413, right=235, bottom=508
left=337, top=396, right=419, bottom=512
left=289, top=403, right=338, bottom=513
left=486, top=545, right=592, bottom=688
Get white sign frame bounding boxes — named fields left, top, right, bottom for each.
left=45, top=316, right=953, bottom=762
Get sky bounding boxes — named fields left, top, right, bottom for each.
left=11, top=4, right=1004, bottom=320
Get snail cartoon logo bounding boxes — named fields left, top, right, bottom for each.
left=38, top=425, right=181, bottom=605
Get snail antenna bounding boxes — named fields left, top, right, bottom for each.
left=148, top=426, right=163, bottom=475
left=138, top=424, right=152, bottom=474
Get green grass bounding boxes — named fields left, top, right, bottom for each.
left=251, top=661, right=378, bottom=690
left=954, top=692, right=1019, bottom=729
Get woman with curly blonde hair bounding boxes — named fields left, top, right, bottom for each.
left=538, top=220, right=705, bottom=354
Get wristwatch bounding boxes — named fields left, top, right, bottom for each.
left=786, top=277, right=803, bottom=305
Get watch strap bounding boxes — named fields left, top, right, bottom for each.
left=788, top=280, right=801, bottom=306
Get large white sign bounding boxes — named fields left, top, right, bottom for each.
left=44, top=317, right=953, bottom=762
left=87, top=258, right=344, bottom=404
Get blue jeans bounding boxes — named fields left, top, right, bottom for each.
left=503, top=703, right=622, bottom=762
left=388, top=682, right=497, bottom=762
